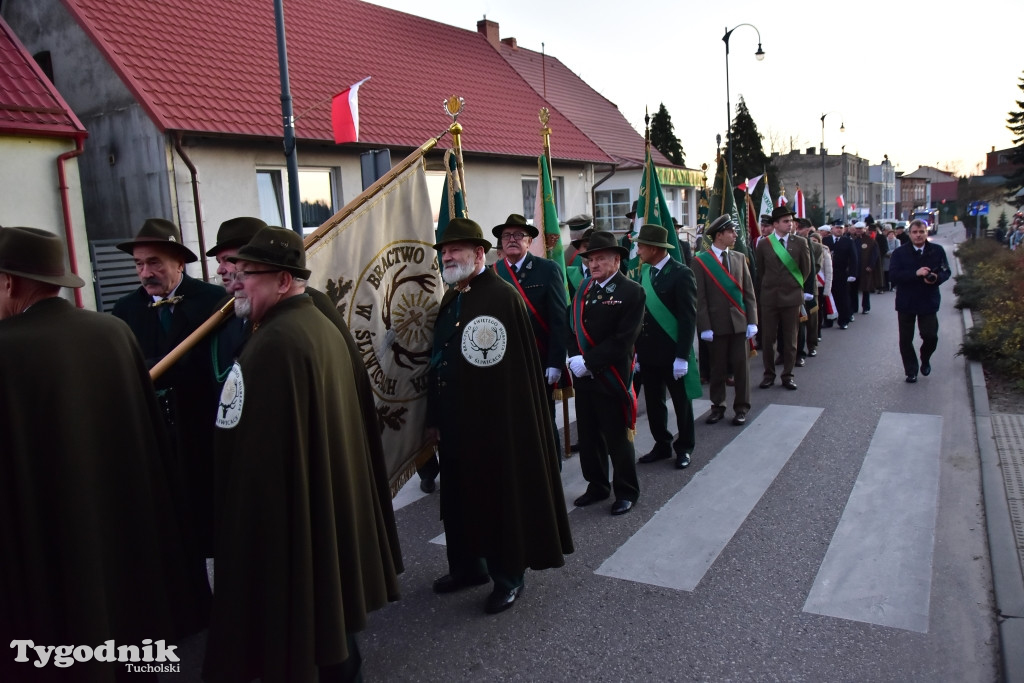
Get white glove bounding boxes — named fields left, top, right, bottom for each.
left=803, top=292, right=814, bottom=301
left=746, top=324, right=758, bottom=339
left=847, top=276, right=856, bottom=282
left=673, top=358, right=688, bottom=380
left=700, top=330, right=714, bottom=342
left=545, top=367, right=561, bottom=385
left=633, top=354, right=639, bottom=373
left=568, top=355, right=591, bottom=378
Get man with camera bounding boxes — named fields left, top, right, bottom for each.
left=887, top=219, right=951, bottom=383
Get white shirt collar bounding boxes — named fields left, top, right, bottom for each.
left=711, top=244, right=726, bottom=259
left=151, top=276, right=183, bottom=303
left=597, top=273, right=616, bottom=288
left=774, top=231, right=788, bottom=242
left=653, top=253, right=672, bottom=271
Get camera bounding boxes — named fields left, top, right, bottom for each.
left=923, top=271, right=938, bottom=284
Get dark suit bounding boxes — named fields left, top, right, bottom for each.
left=635, top=257, right=697, bottom=457
left=695, top=248, right=758, bottom=413
left=568, top=272, right=645, bottom=502
left=889, top=242, right=951, bottom=376
left=755, top=233, right=811, bottom=382
left=112, top=273, right=225, bottom=556
left=824, top=234, right=858, bottom=326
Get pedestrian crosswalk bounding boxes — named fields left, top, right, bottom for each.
left=394, top=403, right=943, bottom=634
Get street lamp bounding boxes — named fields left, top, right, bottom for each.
left=820, top=112, right=844, bottom=224
left=723, top=24, right=765, bottom=188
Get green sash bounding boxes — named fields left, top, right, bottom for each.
left=693, top=251, right=745, bottom=315
left=769, top=234, right=804, bottom=286
left=640, top=264, right=702, bottom=401
left=567, top=264, right=583, bottom=291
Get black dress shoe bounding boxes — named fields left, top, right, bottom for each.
left=782, top=378, right=797, bottom=390
left=921, top=361, right=931, bottom=376
left=433, top=573, right=490, bottom=594
left=732, top=412, right=747, bottom=426
left=638, top=449, right=671, bottom=464
left=795, top=357, right=806, bottom=368
left=838, top=324, right=849, bottom=330
left=759, top=377, right=775, bottom=389
left=906, top=374, right=918, bottom=383
left=808, top=349, right=817, bottom=357
left=705, top=407, right=726, bottom=424
left=419, top=478, right=436, bottom=494
left=569, top=442, right=580, bottom=453
left=674, top=453, right=691, bottom=469
left=484, top=585, right=522, bottom=614
left=610, top=499, right=634, bottom=515
left=574, top=490, right=610, bottom=507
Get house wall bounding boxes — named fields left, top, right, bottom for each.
left=0, top=136, right=96, bottom=309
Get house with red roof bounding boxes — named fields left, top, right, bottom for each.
left=4, top=0, right=701, bottom=298
left=482, top=19, right=705, bottom=234
left=0, top=16, right=93, bottom=308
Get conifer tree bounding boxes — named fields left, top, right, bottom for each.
left=650, top=103, right=685, bottom=166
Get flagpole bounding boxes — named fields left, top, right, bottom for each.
left=446, top=97, right=468, bottom=216
left=150, top=299, right=236, bottom=381
left=273, top=0, right=303, bottom=235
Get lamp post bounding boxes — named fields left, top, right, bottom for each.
left=820, top=112, right=844, bottom=224
left=723, top=24, right=765, bottom=188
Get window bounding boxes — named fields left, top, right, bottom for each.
left=256, top=167, right=337, bottom=233
left=521, top=176, right=564, bottom=222
left=595, top=189, right=631, bottom=232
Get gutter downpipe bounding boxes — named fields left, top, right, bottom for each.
left=590, top=163, right=617, bottom=222
left=56, top=133, right=86, bottom=308
left=173, top=132, right=210, bottom=282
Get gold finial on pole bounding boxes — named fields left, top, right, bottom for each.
left=539, top=107, right=551, bottom=155
left=444, top=95, right=464, bottom=148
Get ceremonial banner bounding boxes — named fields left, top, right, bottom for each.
left=305, top=160, right=441, bottom=488
left=628, top=144, right=682, bottom=278
left=759, top=179, right=773, bottom=219
left=795, top=186, right=806, bottom=218
left=535, top=152, right=569, bottom=299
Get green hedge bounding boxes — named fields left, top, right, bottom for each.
left=955, top=239, right=1024, bottom=388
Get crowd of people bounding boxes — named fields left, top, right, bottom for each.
left=0, top=206, right=952, bottom=681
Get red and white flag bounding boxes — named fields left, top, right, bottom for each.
left=331, top=77, right=371, bottom=144
left=777, top=192, right=787, bottom=207
left=745, top=174, right=763, bottom=196
left=794, top=186, right=805, bottom=218
left=836, top=194, right=845, bottom=208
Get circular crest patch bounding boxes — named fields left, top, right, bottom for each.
left=461, top=315, right=508, bottom=367
left=215, top=362, right=245, bottom=429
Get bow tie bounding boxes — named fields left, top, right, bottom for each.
left=149, top=295, right=184, bottom=308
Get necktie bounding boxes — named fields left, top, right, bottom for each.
left=721, top=251, right=730, bottom=274
left=512, top=263, right=519, bottom=274
left=651, top=267, right=660, bottom=280
left=158, top=300, right=172, bottom=333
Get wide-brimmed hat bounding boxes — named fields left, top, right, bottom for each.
left=705, top=215, right=737, bottom=239
left=491, top=213, right=538, bottom=239
left=433, top=218, right=492, bottom=252
left=578, top=230, right=629, bottom=259
left=566, top=213, right=593, bottom=230
left=771, top=206, right=796, bottom=222
left=636, top=224, right=675, bottom=250
left=570, top=227, right=594, bottom=249
left=206, top=217, right=268, bottom=256
left=795, top=217, right=813, bottom=230
left=117, top=218, right=198, bottom=263
left=625, top=201, right=639, bottom=219
left=0, top=226, right=85, bottom=288
left=227, top=226, right=311, bottom=279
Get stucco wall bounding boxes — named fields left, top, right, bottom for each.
left=0, top=136, right=96, bottom=310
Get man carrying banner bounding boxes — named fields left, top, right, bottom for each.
left=427, top=218, right=572, bottom=614
left=634, top=224, right=701, bottom=469
left=568, top=231, right=645, bottom=515
left=206, top=227, right=402, bottom=683
left=491, top=214, right=571, bottom=462
left=755, top=207, right=812, bottom=390
left=694, top=216, right=759, bottom=425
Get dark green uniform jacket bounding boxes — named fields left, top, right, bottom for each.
left=205, top=295, right=402, bottom=683
left=428, top=268, right=573, bottom=573
left=0, top=297, right=210, bottom=683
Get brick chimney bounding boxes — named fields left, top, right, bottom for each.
left=477, top=18, right=499, bottom=48
left=501, top=37, right=518, bottom=49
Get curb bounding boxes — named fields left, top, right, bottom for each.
left=958, top=250, right=1024, bottom=682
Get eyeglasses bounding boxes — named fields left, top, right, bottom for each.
left=232, top=269, right=280, bottom=282
left=501, top=232, right=529, bottom=242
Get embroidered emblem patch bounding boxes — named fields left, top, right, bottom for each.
left=461, top=315, right=507, bottom=367
left=215, top=362, right=245, bottom=429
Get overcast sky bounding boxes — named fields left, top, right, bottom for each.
left=368, top=0, right=1021, bottom=177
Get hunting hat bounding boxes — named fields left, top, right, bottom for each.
left=0, top=227, right=85, bottom=288
left=771, top=205, right=796, bottom=222
left=491, top=213, right=538, bottom=239
left=570, top=227, right=594, bottom=249
left=432, top=217, right=492, bottom=252
left=705, top=215, right=737, bottom=238
left=636, top=224, right=675, bottom=250
left=206, top=217, right=269, bottom=256
left=578, top=230, right=629, bottom=259
left=566, top=213, right=593, bottom=230
left=117, top=218, right=198, bottom=263
left=795, top=217, right=813, bottom=230
left=227, top=226, right=311, bottom=279
left=625, top=201, right=639, bottom=219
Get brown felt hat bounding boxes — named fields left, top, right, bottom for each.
left=117, top=218, right=198, bottom=263
left=491, top=213, right=538, bottom=239
left=206, top=217, right=268, bottom=256
left=228, top=226, right=311, bottom=279
left=432, top=218, right=492, bottom=252
left=771, top=206, right=796, bottom=222
left=0, top=227, right=85, bottom=288
left=578, top=230, right=629, bottom=259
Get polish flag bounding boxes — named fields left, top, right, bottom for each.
left=745, top=174, right=763, bottom=195
left=331, top=77, right=371, bottom=144
left=794, top=186, right=805, bottom=218
left=777, top=192, right=787, bottom=207
left=836, top=194, right=845, bottom=208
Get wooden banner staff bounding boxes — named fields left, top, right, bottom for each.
left=150, top=298, right=236, bottom=381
